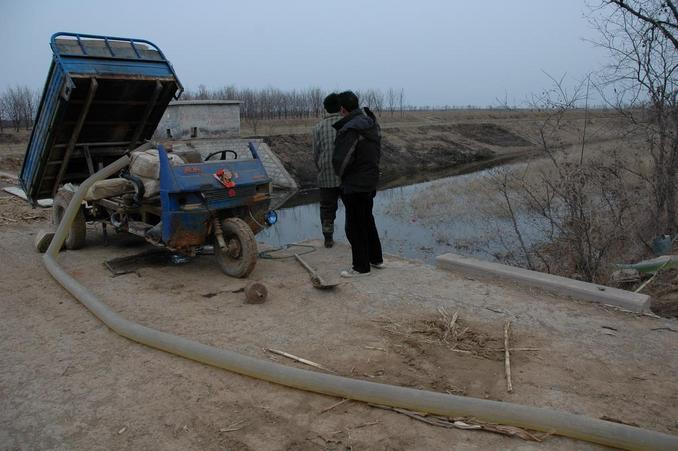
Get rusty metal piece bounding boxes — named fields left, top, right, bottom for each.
left=244, top=282, right=268, bottom=304
left=166, top=216, right=209, bottom=251
left=227, top=238, right=242, bottom=258
left=213, top=217, right=227, bottom=250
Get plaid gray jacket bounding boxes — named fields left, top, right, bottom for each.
left=312, top=113, right=342, bottom=188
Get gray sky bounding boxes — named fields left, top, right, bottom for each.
left=0, top=0, right=608, bottom=107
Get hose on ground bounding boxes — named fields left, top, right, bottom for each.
left=42, top=156, right=678, bottom=451
left=259, top=243, right=316, bottom=259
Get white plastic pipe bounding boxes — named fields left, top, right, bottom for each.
left=43, top=157, right=678, bottom=451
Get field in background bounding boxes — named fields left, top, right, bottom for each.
left=0, top=129, right=29, bottom=174
left=240, top=108, right=596, bottom=136
left=245, top=109, right=627, bottom=189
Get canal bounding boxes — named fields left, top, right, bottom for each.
left=260, top=168, right=546, bottom=265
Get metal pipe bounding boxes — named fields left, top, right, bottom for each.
left=43, top=158, right=678, bottom=451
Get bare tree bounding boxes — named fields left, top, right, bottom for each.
left=0, top=93, right=5, bottom=133
left=488, top=74, right=638, bottom=282
left=19, top=86, right=38, bottom=129
left=590, top=0, right=678, bottom=234
left=308, top=87, right=324, bottom=118
left=196, top=84, right=210, bottom=100
left=182, top=85, right=407, bottom=120
left=3, top=86, right=24, bottom=131
left=387, top=88, right=397, bottom=116
left=398, top=88, right=405, bottom=117
left=371, top=89, right=385, bottom=114
left=1, top=85, right=40, bottom=130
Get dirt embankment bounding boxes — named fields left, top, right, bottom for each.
left=264, top=123, right=533, bottom=189
left=0, top=131, right=29, bottom=173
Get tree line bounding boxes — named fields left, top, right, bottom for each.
left=181, top=85, right=407, bottom=119
left=0, top=86, right=40, bottom=132
left=0, top=81, right=613, bottom=133
left=0, top=84, right=408, bottom=131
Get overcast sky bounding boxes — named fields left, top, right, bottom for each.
left=0, top=0, right=609, bottom=107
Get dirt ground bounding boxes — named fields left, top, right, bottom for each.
left=0, top=130, right=29, bottom=174
left=646, top=268, right=678, bottom=318
left=1, top=194, right=678, bottom=450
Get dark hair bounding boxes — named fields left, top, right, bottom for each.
left=323, top=93, right=340, bottom=113
left=337, top=91, right=359, bottom=112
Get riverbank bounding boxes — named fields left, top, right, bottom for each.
left=260, top=167, right=545, bottom=267
left=238, top=109, right=626, bottom=189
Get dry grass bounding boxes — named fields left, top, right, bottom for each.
left=400, top=127, right=651, bottom=220
left=240, top=109, right=606, bottom=137
left=0, top=195, right=49, bottom=225
left=376, top=310, right=504, bottom=360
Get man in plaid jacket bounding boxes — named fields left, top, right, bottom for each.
left=312, top=93, right=343, bottom=248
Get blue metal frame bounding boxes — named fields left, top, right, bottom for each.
left=20, top=61, right=67, bottom=197
left=20, top=32, right=184, bottom=204
left=50, top=32, right=184, bottom=98
left=158, top=144, right=272, bottom=249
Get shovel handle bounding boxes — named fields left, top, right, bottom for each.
left=294, top=253, right=317, bottom=275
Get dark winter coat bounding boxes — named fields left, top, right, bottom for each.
left=332, top=107, right=381, bottom=193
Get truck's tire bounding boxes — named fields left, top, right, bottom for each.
left=52, top=189, right=87, bottom=250
left=214, top=218, right=257, bottom=278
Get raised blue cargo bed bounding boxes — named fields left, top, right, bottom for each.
left=20, top=32, right=183, bottom=204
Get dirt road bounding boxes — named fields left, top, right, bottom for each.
left=1, top=200, right=677, bottom=450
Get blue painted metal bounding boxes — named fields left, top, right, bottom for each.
left=158, top=144, right=272, bottom=250
left=49, top=32, right=184, bottom=92
left=20, top=61, right=68, bottom=200
left=19, top=32, right=183, bottom=204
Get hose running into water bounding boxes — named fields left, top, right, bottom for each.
left=42, top=156, right=678, bottom=451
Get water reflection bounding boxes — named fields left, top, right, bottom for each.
left=260, top=170, right=546, bottom=264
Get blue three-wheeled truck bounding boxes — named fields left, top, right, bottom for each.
left=20, top=33, right=277, bottom=278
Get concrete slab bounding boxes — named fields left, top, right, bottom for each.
left=3, top=186, right=53, bottom=207
left=436, top=253, right=651, bottom=313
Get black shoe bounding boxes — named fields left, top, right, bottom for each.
left=324, top=236, right=334, bottom=248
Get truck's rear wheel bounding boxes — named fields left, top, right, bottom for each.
left=52, top=189, right=87, bottom=250
left=214, top=218, right=257, bottom=278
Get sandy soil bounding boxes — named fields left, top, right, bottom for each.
left=0, top=130, right=29, bottom=174
left=1, top=197, right=678, bottom=450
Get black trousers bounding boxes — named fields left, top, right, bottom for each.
left=319, top=187, right=341, bottom=236
left=341, top=191, right=383, bottom=273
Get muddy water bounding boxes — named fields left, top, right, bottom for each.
left=260, top=170, right=546, bottom=264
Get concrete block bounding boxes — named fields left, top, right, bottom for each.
left=154, top=100, right=241, bottom=140
left=436, top=253, right=651, bottom=313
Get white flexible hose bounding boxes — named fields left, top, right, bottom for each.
left=43, top=156, right=678, bottom=451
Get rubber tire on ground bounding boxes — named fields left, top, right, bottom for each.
left=52, top=189, right=87, bottom=250
left=215, top=217, right=257, bottom=278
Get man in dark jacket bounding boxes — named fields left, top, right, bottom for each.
left=332, top=91, right=384, bottom=277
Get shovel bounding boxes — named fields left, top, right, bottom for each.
left=294, top=253, right=339, bottom=289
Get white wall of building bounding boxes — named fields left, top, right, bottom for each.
left=155, top=100, right=241, bottom=140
